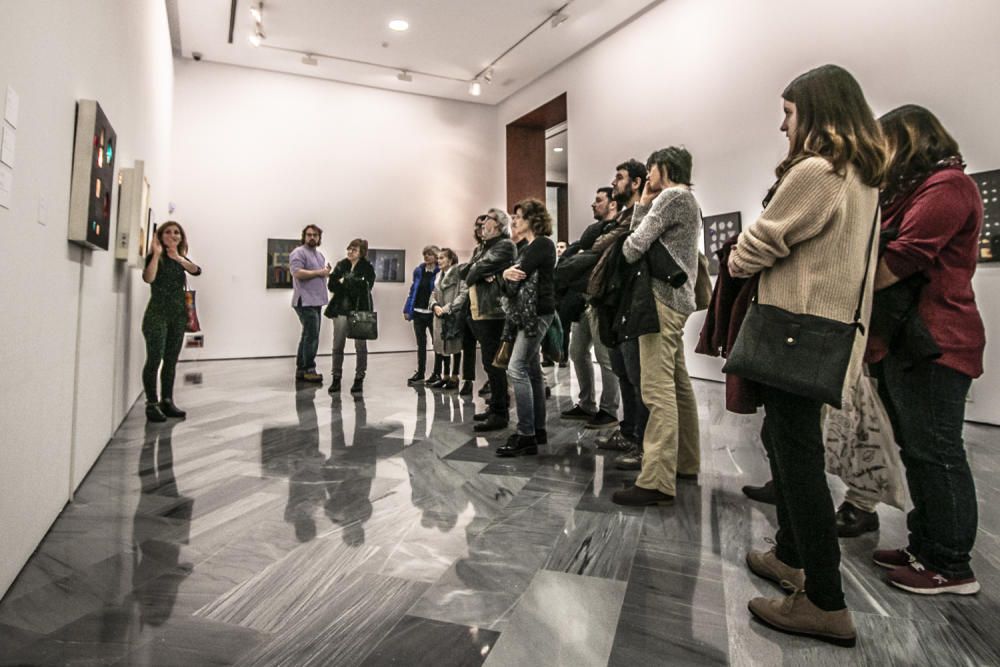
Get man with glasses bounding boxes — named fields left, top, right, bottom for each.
left=289, top=225, right=331, bottom=383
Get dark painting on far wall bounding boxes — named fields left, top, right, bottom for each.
left=368, top=249, right=405, bottom=283
left=266, top=238, right=299, bottom=289
left=971, top=169, right=1000, bottom=262
left=703, top=212, right=742, bottom=275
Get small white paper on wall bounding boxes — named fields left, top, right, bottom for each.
left=1, top=123, right=15, bottom=167
left=0, top=164, right=12, bottom=209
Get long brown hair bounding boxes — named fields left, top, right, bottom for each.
left=776, top=64, right=886, bottom=188
left=879, top=105, right=961, bottom=185
left=156, top=221, right=188, bottom=256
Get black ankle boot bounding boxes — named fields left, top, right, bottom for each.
left=496, top=433, right=537, bottom=457
left=158, top=399, right=186, bottom=419
left=350, top=377, right=363, bottom=394
left=328, top=376, right=342, bottom=394
left=836, top=502, right=879, bottom=537
left=742, top=480, right=777, bottom=505
left=146, top=402, right=167, bottom=422
left=459, top=381, right=474, bottom=396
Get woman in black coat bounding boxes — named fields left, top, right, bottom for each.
left=326, top=238, right=375, bottom=395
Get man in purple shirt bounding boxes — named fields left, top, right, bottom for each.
left=290, top=225, right=331, bottom=383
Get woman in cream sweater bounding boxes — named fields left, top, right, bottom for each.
left=728, top=64, right=885, bottom=647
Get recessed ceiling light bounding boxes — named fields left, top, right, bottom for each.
left=389, top=19, right=409, bottom=31
left=553, top=147, right=564, bottom=152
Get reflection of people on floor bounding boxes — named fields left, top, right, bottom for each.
left=132, top=419, right=194, bottom=627
left=284, top=384, right=325, bottom=542
left=324, top=396, right=376, bottom=546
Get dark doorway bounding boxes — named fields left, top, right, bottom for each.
left=506, top=93, right=568, bottom=242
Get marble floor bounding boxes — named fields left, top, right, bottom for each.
left=1, top=354, right=998, bottom=666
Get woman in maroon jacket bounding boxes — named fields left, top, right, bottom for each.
left=869, top=105, right=985, bottom=596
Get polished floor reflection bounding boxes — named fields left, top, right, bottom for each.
left=1, top=354, right=998, bottom=665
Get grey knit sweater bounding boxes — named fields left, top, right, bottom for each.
left=622, top=187, right=701, bottom=316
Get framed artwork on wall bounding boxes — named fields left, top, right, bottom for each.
left=68, top=100, right=117, bottom=250
left=702, top=211, right=742, bottom=275
left=971, top=169, right=1000, bottom=262
left=266, top=238, right=299, bottom=288
left=115, top=160, right=150, bottom=266
left=368, top=248, right=406, bottom=283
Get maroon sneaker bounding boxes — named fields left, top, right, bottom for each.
left=872, top=547, right=915, bottom=570
left=887, top=561, right=980, bottom=596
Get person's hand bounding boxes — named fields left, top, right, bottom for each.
left=403, top=313, right=411, bottom=322
left=433, top=305, right=444, bottom=317
left=150, top=235, right=162, bottom=256
left=640, top=180, right=661, bottom=206
left=728, top=254, right=751, bottom=278
left=503, top=266, right=526, bottom=282
left=319, top=264, right=332, bottom=278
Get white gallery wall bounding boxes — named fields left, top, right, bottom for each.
left=0, top=0, right=174, bottom=597
left=169, top=61, right=501, bottom=361
left=497, top=0, right=1000, bottom=424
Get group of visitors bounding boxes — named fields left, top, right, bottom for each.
left=138, top=61, right=985, bottom=650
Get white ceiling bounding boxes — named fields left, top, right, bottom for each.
left=173, top=0, right=660, bottom=104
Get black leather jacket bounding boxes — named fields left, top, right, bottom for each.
left=465, top=236, right=516, bottom=320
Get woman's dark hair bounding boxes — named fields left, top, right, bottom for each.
left=438, top=247, right=459, bottom=265
left=157, top=221, right=189, bottom=256
left=513, top=198, right=553, bottom=237
left=879, top=105, right=961, bottom=185
left=646, top=146, right=693, bottom=186
left=300, top=224, right=322, bottom=245
left=347, top=238, right=368, bottom=258
left=777, top=64, right=886, bottom=187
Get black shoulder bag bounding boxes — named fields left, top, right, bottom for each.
left=346, top=288, right=378, bottom=340
left=721, top=207, right=878, bottom=409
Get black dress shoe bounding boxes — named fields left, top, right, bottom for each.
left=459, top=381, right=474, bottom=396
left=584, top=409, right=618, bottom=430
left=426, top=373, right=442, bottom=385
left=328, top=376, right=342, bottom=394
left=561, top=404, right=596, bottom=420
left=158, top=399, right=186, bottom=419
left=742, top=480, right=777, bottom=505
left=835, top=502, right=879, bottom=537
left=350, top=378, right=363, bottom=394
left=407, top=372, right=424, bottom=385
left=474, top=414, right=508, bottom=432
left=146, top=402, right=167, bottom=423
left=428, top=379, right=447, bottom=388
left=612, top=485, right=674, bottom=506
left=496, top=433, right=537, bottom=457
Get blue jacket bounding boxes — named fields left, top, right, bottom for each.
left=403, top=264, right=440, bottom=316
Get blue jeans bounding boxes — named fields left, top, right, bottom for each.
left=507, top=314, right=553, bottom=436
left=611, top=338, right=647, bottom=446
left=294, top=305, right=322, bottom=372
left=871, top=357, right=977, bottom=579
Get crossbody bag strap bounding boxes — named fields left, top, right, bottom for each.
left=851, top=205, right=880, bottom=332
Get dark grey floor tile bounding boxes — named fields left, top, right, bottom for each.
left=543, top=510, right=642, bottom=581
left=359, top=616, right=499, bottom=667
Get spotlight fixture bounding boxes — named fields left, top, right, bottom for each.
left=249, top=1, right=262, bottom=23
left=397, top=70, right=413, bottom=82
left=301, top=54, right=318, bottom=66
left=483, top=67, right=494, bottom=84
left=469, top=81, right=482, bottom=96
left=553, top=147, right=564, bottom=152
left=388, top=19, right=409, bottom=31
left=248, top=27, right=265, bottom=47
left=550, top=12, right=569, bottom=28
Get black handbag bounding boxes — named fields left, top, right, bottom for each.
left=346, top=291, right=378, bottom=340
left=722, top=208, right=878, bottom=409
left=646, top=241, right=687, bottom=288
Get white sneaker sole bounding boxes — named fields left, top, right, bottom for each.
left=889, top=579, right=981, bottom=595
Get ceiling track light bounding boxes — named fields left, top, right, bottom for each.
left=397, top=70, right=412, bottom=82
left=249, top=26, right=265, bottom=47
left=483, top=67, right=494, bottom=84
left=550, top=12, right=569, bottom=28
left=468, top=80, right=482, bottom=96
left=301, top=53, right=318, bottom=66
left=249, top=1, right=263, bottom=23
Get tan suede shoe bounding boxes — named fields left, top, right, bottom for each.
left=746, top=547, right=806, bottom=591
left=748, top=591, right=856, bottom=647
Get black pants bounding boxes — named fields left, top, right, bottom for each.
left=461, top=317, right=478, bottom=382
left=412, top=312, right=443, bottom=376
left=760, top=385, right=845, bottom=611
left=440, top=353, right=461, bottom=376
left=470, top=318, right=508, bottom=416
left=871, top=357, right=977, bottom=579
left=142, top=307, right=186, bottom=403
left=611, top=338, right=647, bottom=446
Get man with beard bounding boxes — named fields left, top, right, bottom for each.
left=597, top=159, right=649, bottom=469
left=289, top=224, right=331, bottom=383
left=557, top=186, right=621, bottom=429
